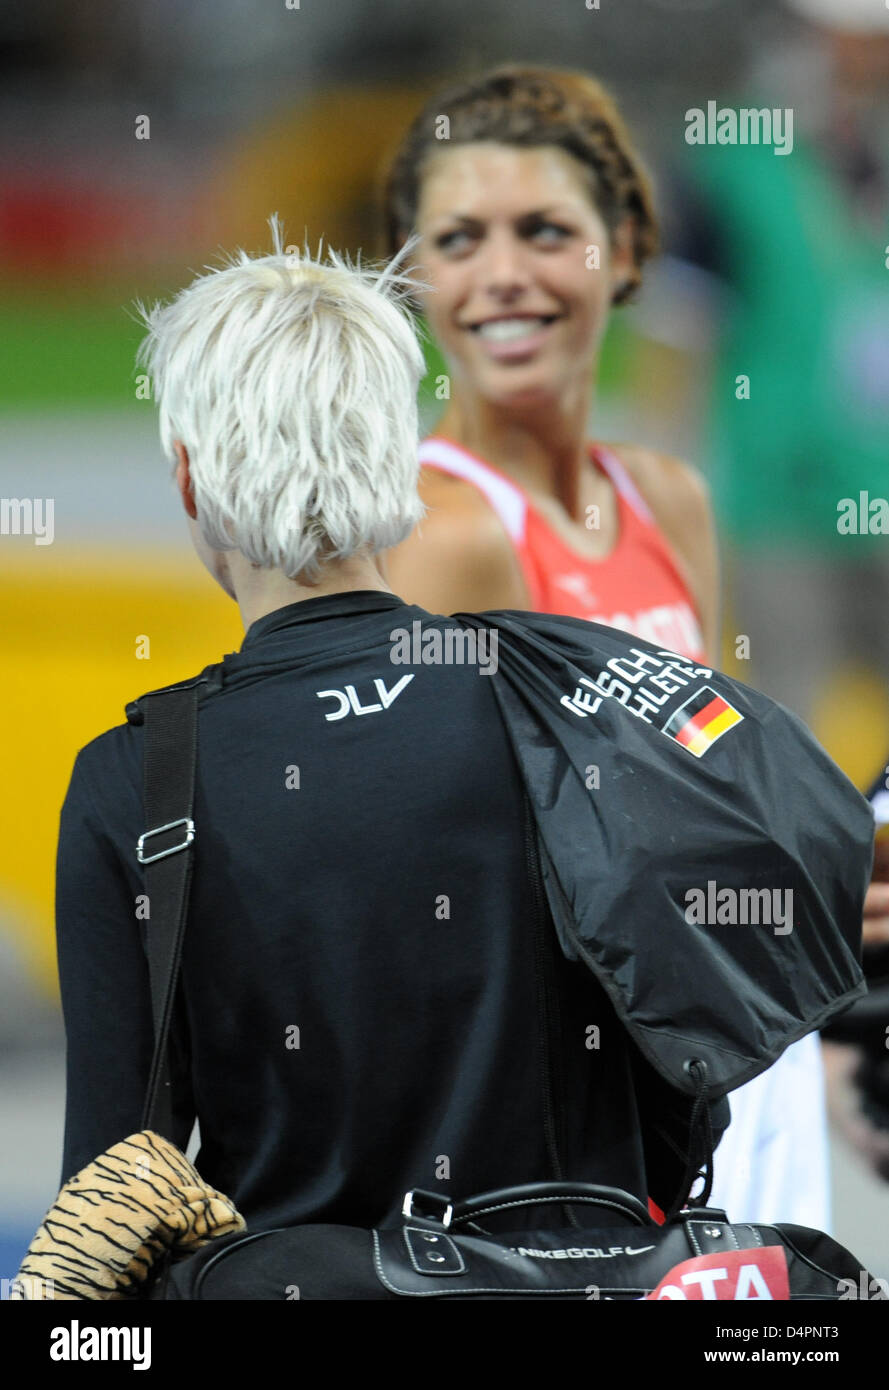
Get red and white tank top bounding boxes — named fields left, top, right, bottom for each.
left=418, top=435, right=707, bottom=663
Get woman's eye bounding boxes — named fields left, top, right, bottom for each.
left=529, top=223, right=572, bottom=244
left=436, top=229, right=474, bottom=254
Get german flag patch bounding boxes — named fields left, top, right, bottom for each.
left=661, top=686, right=743, bottom=758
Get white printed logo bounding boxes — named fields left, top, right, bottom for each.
left=316, top=674, right=414, bottom=722
left=552, top=572, right=600, bottom=607
left=510, top=1243, right=656, bottom=1260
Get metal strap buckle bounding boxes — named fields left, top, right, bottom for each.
left=136, top=817, right=195, bottom=865
left=401, top=1189, right=454, bottom=1229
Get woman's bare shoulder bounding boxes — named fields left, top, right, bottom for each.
left=603, top=443, right=712, bottom=527
left=383, top=466, right=530, bottom=612
left=414, top=465, right=522, bottom=547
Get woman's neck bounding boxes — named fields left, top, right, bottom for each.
left=433, top=385, right=595, bottom=524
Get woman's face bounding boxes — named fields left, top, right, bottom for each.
left=414, top=141, right=633, bottom=411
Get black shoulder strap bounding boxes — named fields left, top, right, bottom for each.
left=137, top=683, right=199, bottom=1139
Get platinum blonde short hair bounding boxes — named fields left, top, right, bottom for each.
left=137, top=219, right=427, bottom=582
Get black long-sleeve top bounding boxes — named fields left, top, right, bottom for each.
left=56, top=589, right=723, bottom=1232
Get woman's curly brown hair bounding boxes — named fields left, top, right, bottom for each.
left=380, top=64, right=660, bottom=305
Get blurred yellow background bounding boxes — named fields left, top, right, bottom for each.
left=1, top=551, right=243, bottom=992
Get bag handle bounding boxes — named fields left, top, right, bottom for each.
left=136, top=682, right=200, bottom=1139
left=406, top=1182, right=655, bottom=1230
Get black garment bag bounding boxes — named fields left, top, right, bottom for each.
left=134, top=649, right=874, bottom=1300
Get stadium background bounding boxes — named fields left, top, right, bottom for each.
left=2, top=0, right=888, bottom=1281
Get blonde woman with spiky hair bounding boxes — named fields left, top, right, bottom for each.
left=55, top=223, right=735, bottom=1239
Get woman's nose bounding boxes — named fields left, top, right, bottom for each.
left=478, top=231, right=533, bottom=297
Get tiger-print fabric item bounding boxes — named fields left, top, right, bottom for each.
left=10, top=1130, right=245, bottom=1300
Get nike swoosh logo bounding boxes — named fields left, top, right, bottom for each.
left=625, top=1245, right=657, bottom=1256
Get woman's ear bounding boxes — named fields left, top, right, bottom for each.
left=173, top=440, right=198, bottom=520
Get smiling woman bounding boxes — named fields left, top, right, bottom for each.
left=379, top=66, right=718, bottom=661
left=376, top=63, right=832, bottom=1235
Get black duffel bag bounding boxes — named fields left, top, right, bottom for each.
left=150, top=1180, right=873, bottom=1302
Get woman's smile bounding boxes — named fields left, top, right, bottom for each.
left=465, top=311, right=566, bottom=362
